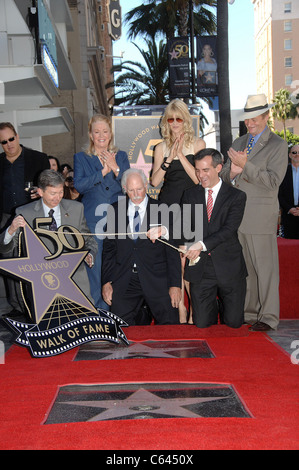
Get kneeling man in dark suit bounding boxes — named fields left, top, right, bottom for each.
left=181, top=148, right=247, bottom=328
left=102, top=168, right=181, bottom=326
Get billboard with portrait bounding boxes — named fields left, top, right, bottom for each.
left=196, top=36, right=218, bottom=97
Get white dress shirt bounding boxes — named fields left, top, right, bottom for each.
left=128, top=195, right=148, bottom=234
left=42, top=201, right=61, bottom=227
left=127, top=195, right=169, bottom=240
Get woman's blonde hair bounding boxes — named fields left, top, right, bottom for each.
left=86, top=114, right=118, bottom=155
left=160, top=99, right=195, bottom=148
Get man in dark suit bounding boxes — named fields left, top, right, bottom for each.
left=278, top=144, right=299, bottom=239
left=102, top=168, right=181, bottom=326
left=181, top=148, right=247, bottom=329
left=0, top=170, right=97, bottom=319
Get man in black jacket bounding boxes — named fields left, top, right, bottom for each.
left=0, top=122, right=50, bottom=314
left=0, top=122, right=50, bottom=228
left=278, top=144, right=299, bottom=239
left=181, top=148, right=247, bottom=329
left=102, top=168, right=181, bottom=326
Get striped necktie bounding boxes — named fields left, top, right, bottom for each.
left=247, top=135, right=254, bottom=155
left=133, top=206, right=140, bottom=240
left=207, top=189, right=213, bottom=222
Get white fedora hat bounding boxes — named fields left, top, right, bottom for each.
left=239, top=94, right=274, bottom=120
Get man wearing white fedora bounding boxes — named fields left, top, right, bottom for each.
left=221, top=94, right=288, bottom=331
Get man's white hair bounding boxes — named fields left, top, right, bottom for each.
left=121, top=168, right=148, bottom=193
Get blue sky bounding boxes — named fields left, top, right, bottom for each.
left=112, top=0, right=256, bottom=111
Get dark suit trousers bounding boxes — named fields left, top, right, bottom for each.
left=111, top=271, right=179, bottom=326
left=282, top=213, right=299, bottom=239
left=190, top=256, right=246, bottom=328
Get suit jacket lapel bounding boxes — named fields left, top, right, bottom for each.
left=196, top=186, right=208, bottom=222
left=60, top=200, right=71, bottom=225
left=141, top=197, right=152, bottom=233
left=208, top=182, right=229, bottom=223
left=33, top=198, right=44, bottom=216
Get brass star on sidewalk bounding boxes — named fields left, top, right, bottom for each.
left=64, top=388, right=229, bottom=421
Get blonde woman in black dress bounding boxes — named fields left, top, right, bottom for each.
left=151, top=99, right=206, bottom=323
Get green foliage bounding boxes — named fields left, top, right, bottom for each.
left=106, top=40, right=169, bottom=106
left=124, top=0, right=217, bottom=41
left=274, top=129, right=299, bottom=149
left=272, top=88, right=299, bottom=140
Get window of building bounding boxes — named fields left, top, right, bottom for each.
left=284, top=21, right=292, bottom=32
left=285, top=57, right=292, bottom=68
left=285, top=74, right=293, bottom=86
left=284, top=3, right=292, bottom=14
left=284, top=39, right=292, bottom=50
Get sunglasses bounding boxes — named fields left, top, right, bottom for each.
left=167, top=117, right=184, bottom=123
left=0, top=136, right=16, bottom=145
left=65, top=176, right=73, bottom=182
left=291, top=151, right=299, bottom=155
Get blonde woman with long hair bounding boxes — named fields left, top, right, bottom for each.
left=151, top=100, right=205, bottom=323
left=74, top=114, right=130, bottom=308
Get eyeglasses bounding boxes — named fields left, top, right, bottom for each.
left=65, top=176, right=73, bottom=182
left=0, top=136, right=16, bottom=145
left=167, top=117, right=184, bottom=124
left=291, top=151, right=299, bottom=155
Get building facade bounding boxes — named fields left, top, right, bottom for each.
left=252, top=0, right=299, bottom=135
left=0, top=0, right=119, bottom=165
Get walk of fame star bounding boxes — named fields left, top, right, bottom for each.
left=44, top=382, right=251, bottom=424
left=0, top=223, right=97, bottom=325
left=75, top=340, right=214, bottom=361
left=0, top=223, right=128, bottom=357
left=130, top=150, right=154, bottom=182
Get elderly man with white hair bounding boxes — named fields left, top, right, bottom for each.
left=101, top=168, right=181, bottom=326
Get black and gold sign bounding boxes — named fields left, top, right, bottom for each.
left=168, top=37, right=190, bottom=99
left=107, top=0, right=122, bottom=41
left=0, top=222, right=128, bottom=357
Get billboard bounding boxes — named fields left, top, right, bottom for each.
left=196, top=36, right=218, bottom=97
left=113, top=116, right=163, bottom=199
left=168, top=37, right=190, bottom=99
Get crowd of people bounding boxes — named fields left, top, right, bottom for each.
left=0, top=94, right=296, bottom=331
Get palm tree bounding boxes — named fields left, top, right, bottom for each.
left=272, top=88, right=299, bottom=140
left=124, top=0, right=217, bottom=41
left=106, top=39, right=169, bottom=106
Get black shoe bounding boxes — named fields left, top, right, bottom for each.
left=249, top=321, right=272, bottom=332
